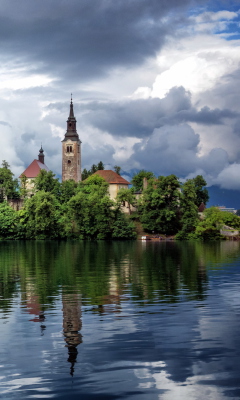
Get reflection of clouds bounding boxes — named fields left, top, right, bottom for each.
left=133, top=361, right=227, bottom=399
left=0, top=376, right=51, bottom=395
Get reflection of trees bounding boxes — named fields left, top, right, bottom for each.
left=1, top=240, right=240, bottom=316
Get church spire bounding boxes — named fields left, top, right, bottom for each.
left=64, top=95, right=79, bottom=140
left=69, top=93, right=74, bottom=118
left=38, top=145, right=44, bottom=164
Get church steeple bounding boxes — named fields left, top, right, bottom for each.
left=64, top=95, right=79, bottom=140
left=62, top=96, right=82, bottom=182
left=38, top=145, right=45, bottom=164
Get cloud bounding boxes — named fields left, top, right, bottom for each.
left=0, top=0, right=199, bottom=84
left=0, top=1, right=240, bottom=191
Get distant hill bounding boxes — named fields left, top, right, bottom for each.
left=207, top=186, right=240, bottom=210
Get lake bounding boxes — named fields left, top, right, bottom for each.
left=0, top=240, right=240, bottom=399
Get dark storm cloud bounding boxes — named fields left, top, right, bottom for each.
left=0, top=0, right=205, bottom=82
left=78, top=87, right=237, bottom=138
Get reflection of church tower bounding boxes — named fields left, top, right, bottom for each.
left=62, top=293, right=82, bottom=376
left=62, top=96, right=82, bottom=182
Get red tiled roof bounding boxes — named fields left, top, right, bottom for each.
left=20, top=159, right=49, bottom=178
left=93, top=170, right=130, bottom=185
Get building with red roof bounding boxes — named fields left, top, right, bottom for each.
left=93, top=170, right=130, bottom=201
left=20, top=146, right=49, bottom=195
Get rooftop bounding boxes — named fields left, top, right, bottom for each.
left=93, top=170, right=130, bottom=185
left=20, top=159, right=49, bottom=178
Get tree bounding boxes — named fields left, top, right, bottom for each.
left=34, top=169, right=60, bottom=197
left=0, top=202, right=19, bottom=239
left=97, top=161, right=104, bottom=170
left=190, top=207, right=224, bottom=240
left=114, top=165, right=121, bottom=175
left=82, top=162, right=105, bottom=180
left=112, top=211, right=137, bottom=239
left=0, top=160, right=19, bottom=200
left=116, top=188, right=136, bottom=214
left=176, top=180, right=199, bottom=239
left=19, top=174, right=29, bottom=199
left=21, top=191, right=62, bottom=239
left=90, top=164, right=98, bottom=174
left=139, top=174, right=181, bottom=234
left=59, top=179, right=77, bottom=204
left=191, top=175, right=209, bottom=207
left=131, top=170, right=155, bottom=192
left=82, top=168, right=90, bottom=180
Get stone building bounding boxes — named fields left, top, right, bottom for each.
left=62, top=97, right=82, bottom=182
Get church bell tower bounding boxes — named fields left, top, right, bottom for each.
left=62, top=96, right=81, bottom=182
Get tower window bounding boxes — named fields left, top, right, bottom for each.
left=68, top=160, right=71, bottom=164
left=66, top=145, right=73, bottom=153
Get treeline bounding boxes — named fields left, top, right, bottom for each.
left=130, top=171, right=240, bottom=240
left=0, top=161, right=239, bottom=241
left=0, top=161, right=136, bottom=240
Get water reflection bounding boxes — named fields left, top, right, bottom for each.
left=0, top=240, right=240, bottom=399
left=62, top=292, right=82, bottom=376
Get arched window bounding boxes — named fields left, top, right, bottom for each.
left=68, top=160, right=71, bottom=164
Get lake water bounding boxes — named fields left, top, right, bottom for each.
left=1, top=240, right=240, bottom=399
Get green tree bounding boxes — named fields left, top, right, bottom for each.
left=114, top=165, right=121, bottom=175
left=139, top=174, right=181, bottom=234
left=176, top=180, right=199, bottom=239
left=0, top=202, right=19, bottom=239
left=59, top=179, right=77, bottom=204
left=112, top=211, right=137, bottom=239
left=116, top=188, right=136, bottom=215
left=34, top=169, right=60, bottom=197
left=97, top=161, right=104, bottom=170
left=82, top=168, right=90, bottom=180
left=0, top=160, right=19, bottom=200
left=192, top=207, right=224, bottom=240
left=131, top=170, right=155, bottom=192
left=19, top=174, right=29, bottom=199
left=67, top=190, right=115, bottom=239
left=21, top=191, right=62, bottom=239
left=90, top=164, right=98, bottom=174
left=191, top=175, right=209, bottom=207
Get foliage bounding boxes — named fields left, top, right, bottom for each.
left=176, top=180, right=199, bottom=239
left=67, top=191, right=112, bottom=239
left=59, top=179, right=77, bottom=204
left=19, top=174, right=29, bottom=199
left=116, top=188, right=136, bottom=214
left=81, top=161, right=105, bottom=180
left=20, top=191, right=62, bottom=239
left=34, top=169, right=60, bottom=197
left=0, top=160, right=19, bottom=200
left=0, top=202, right=19, bottom=239
left=189, top=175, right=209, bottom=207
left=112, top=212, right=137, bottom=239
left=131, top=170, right=155, bottom=191
left=190, top=207, right=225, bottom=240
left=67, top=178, right=136, bottom=240
left=114, top=165, right=121, bottom=175
left=221, top=211, right=240, bottom=229
left=139, top=174, right=181, bottom=234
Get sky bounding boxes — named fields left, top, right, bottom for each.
left=1, top=0, right=240, bottom=189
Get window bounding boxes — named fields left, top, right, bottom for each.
left=68, top=160, right=71, bottom=164
left=66, top=145, right=73, bottom=153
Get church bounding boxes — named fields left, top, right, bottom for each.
left=20, top=97, right=130, bottom=197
